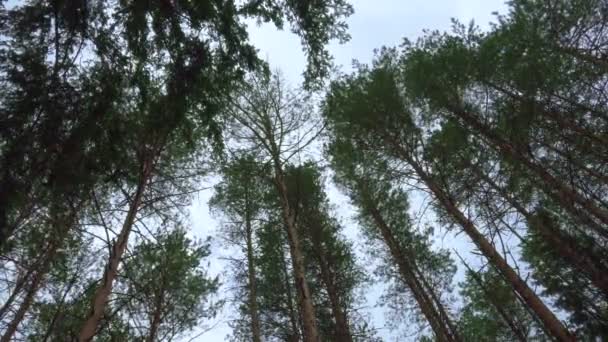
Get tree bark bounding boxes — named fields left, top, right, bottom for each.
left=78, top=158, right=151, bottom=342
left=274, top=168, right=320, bottom=342
left=401, top=152, right=574, bottom=342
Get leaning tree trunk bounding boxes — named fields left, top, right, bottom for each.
left=412, top=261, right=461, bottom=342
left=274, top=168, right=320, bottom=342
left=455, top=252, right=528, bottom=342
left=0, top=253, right=52, bottom=342
left=309, top=229, right=353, bottom=342
left=364, top=197, right=458, bottom=342
left=469, top=162, right=608, bottom=296
left=401, top=151, right=574, bottom=342
left=78, top=157, right=152, bottom=342
left=448, top=105, right=608, bottom=236
left=0, top=199, right=80, bottom=342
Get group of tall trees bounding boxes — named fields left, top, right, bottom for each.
left=323, top=0, right=608, bottom=340
left=1, top=0, right=607, bottom=341
left=0, top=0, right=352, bottom=340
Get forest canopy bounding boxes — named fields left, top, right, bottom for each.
left=1, top=0, right=607, bottom=341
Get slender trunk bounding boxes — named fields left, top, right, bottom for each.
left=0, top=199, right=80, bottom=342
left=310, top=233, right=352, bottom=342
left=412, top=262, right=461, bottom=342
left=0, top=263, right=48, bottom=342
left=274, top=168, right=319, bottom=342
left=245, top=210, right=262, bottom=342
left=470, top=163, right=608, bottom=296
left=146, top=289, right=164, bottom=342
left=402, top=153, right=574, bottom=341
left=449, top=105, right=608, bottom=235
left=364, top=195, right=456, bottom=342
left=42, top=267, right=80, bottom=341
left=455, top=251, right=528, bottom=342
left=0, top=269, right=31, bottom=320
left=78, top=160, right=151, bottom=342
left=279, top=239, right=300, bottom=341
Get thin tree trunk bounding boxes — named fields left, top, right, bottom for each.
left=363, top=193, right=456, bottom=342
left=448, top=105, right=608, bottom=235
left=470, top=162, right=608, bottom=296
left=401, top=152, right=574, bottom=341
left=0, top=254, right=52, bottom=342
left=42, top=267, right=80, bottom=341
left=0, top=199, right=80, bottom=342
left=78, top=159, right=152, bottom=342
left=455, top=251, right=528, bottom=342
left=245, top=209, right=262, bottom=342
left=274, top=168, right=320, bottom=342
left=279, top=238, right=301, bottom=341
left=310, top=231, right=353, bottom=342
left=412, top=262, right=461, bottom=342
left=0, top=268, right=30, bottom=321
left=146, top=289, right=164, bottom=342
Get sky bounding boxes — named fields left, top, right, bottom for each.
left=188, top=1, right=508, bottom=341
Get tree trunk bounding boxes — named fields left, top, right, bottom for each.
left=146, top=289, right=164, bottom=342
left=245, top=210, right=262, bottom=342
left=365, top=200, right=457, bottom=342
left=0, top=253, right=52, bottom=342
left=309, top=230, right=353, bottom=342
left=78, top=159, right=151, bottom=342
left=402, top=153, right=574, bottom=342
left=412, top=262, right=461, bottom=342
left=0, top=199, right=80, bottom=342
left=455, top=251, right=528, bottom=342
left=0, top=268, right=30, bottom=321
left=274, top=168, right=320, bottom=342
left=448, top=105, right=608, bottom=235
left=279, top=238, right=301, bottom=341
left=470, top=163, right=608, bottom=296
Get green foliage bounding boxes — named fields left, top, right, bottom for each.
left=120, top=226, right=220, bottom=341
left=457, top=267, right=542, bottom=341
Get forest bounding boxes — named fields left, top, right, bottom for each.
left=0, top=0, right=607, bottom=341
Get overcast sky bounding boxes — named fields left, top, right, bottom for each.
left=188, top=1, right=508, bottom=341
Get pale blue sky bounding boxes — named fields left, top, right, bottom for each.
left=189, top=1, right=508, bottom=341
